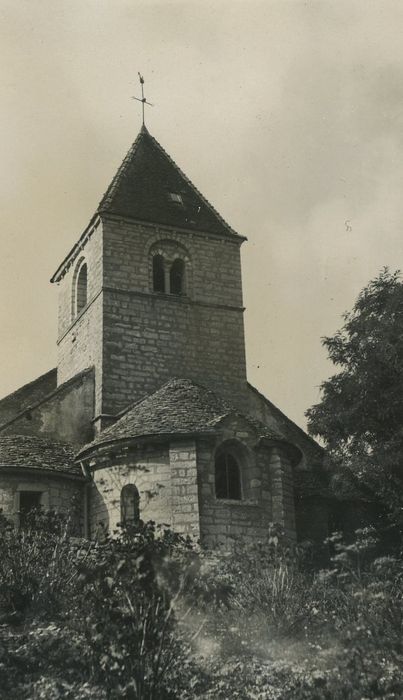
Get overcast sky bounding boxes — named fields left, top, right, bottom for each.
left=1, top=0, right=403, bottom=430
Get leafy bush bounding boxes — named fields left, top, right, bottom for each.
left=0, top=509, right=91, bottom=620
left=1, top=514, right=403, bottom=699
left=0, top=623, right=106, bottom=699
left=193, top=527, right=323, bottom=642
left=75, top=521, right=203, bottom=698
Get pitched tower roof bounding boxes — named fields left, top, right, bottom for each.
left=97, top=125, right=238, bottom=237
left=51, top=126, right=244, bottom=282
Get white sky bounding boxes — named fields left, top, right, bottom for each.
left=1, top=0, right=403, bottom=430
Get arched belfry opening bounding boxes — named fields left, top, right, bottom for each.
left=170, top=258, right=185, bottom=295
left=152, top=254, right=165, bottom=293
left=149, top=240, right=191, bottom=297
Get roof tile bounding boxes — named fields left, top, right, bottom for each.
left=0, top=435, right=82, bottom=477
left=79, top=378, right=284, bottom=455
left=98, top=126, right=240, bottom=237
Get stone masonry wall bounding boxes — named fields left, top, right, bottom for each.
left=102, top=291, right=247, bottom=415
left=55, top=216, right=247, bottom=419
left=268, top=448, right=296, bottom=541
left=0, top=370, right=95, bottom=446
left=169, top=440, right=200, bottom=538
left=102, top=217, right=244, bottom=306
left=56, top=223, right=103, bottom=414
left=86, top=423, right=297, bottom=545
left=56, top=223, right=103, bottom=338
left=196, top=416, right=297, bottom=548
left=100, top=217, right=248, bottom=414
left=0, top=369, right=57, bottom=429
left=89, top=440, right=200, bottom=539
left=90, top=444, right=172, bottom=536
left=0, top=472, right=84, bottom=532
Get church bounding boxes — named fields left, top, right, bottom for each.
left=0, top=123, right=335, bottom=547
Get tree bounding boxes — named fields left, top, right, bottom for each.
left=306, top=268, right=403, bottom=537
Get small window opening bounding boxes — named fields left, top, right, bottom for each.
left=170, top=259, right=185, bottom=295
left=19, top=491, right=42, bottom=528
left=153, top=254, right=165, bottom=293
left=120, top=484, right=140, bottom=527
left=215, top=452, right=241, bottom=500
left=76, top=263, right=88, bottom=315
left=168, top=192, right=183, bottom=205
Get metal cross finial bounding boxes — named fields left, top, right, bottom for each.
left=132, top=72, right=153, bottom=125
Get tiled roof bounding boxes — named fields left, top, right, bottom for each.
left=0, top=369, right=57, bottom=429
left=79, top=378, right=285, bottom=456
left=247, top=383, right=324, bottom=465
left=0, top=367, right=94, bottom=434
left=0, top=435, right=82, bottom=477
left=97, top=126, right=241, bottom=238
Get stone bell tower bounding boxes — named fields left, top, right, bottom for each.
left=51, top=126, right=248, bottom=427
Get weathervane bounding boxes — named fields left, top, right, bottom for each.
left=132, top=72, right=153, bottom=125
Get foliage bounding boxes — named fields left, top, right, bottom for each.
left=281, top=533, right=403, bottom=699
left=197, top=526, right=321, bottom=640
left=306, top=268, right=403, bottom=535
left=75, top=521, right=202, bottom=699
left=0, top=623, right=104, bottom=699
left=0, top=508, right=91, bottom=620
left=188, top=529, right=403, bottom=699
left=1, top=513, right=403, bottom=698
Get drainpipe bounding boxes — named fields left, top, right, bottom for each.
left=80, top=461, right=91, bottom=539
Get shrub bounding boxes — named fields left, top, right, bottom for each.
left=75, top=521, right=203, bottom=699
left=205, top=527, right=322, bottom=639
left=2, top=515, right=403, bottom=699
left=0, top=509, right=92, bottom=620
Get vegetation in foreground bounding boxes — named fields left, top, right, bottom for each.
left=3, top=269, right=403, bottom=698
left=307, top=268, right=403, bottom=542
left=0, top=511, right=402, bottom=700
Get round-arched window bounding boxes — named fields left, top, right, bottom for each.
left=149, top=240, right=191, bottom=297
left=152, top=254, right=165, bottom=293
left=76, top=263, right=87, bottom=313
left=170, top=259, right=185, bottom=295
left=72, top=258, right=88, bottom=319
left=120, top=484, right=140, bottom=526
left=215, top=451, right=242, bottom=500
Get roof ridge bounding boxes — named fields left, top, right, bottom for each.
left=99, top=127, right=241, bottom=237
left=97, top=129, right=145, bottom=213
left=0, top=367, right=94, bottom=432
left=0, top=368, right=57, bottom=406
left=247, top=382, right=323, bottom=452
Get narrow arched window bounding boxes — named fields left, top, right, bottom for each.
left=120, top=484, right=140, bottom=526
left=153, top=254, right=165, bottom=293
left=170, top=259, right=185, bottom=295
left=75, top=263, right=88, bottom=315
left=215, top=452, right=241, bottom=500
